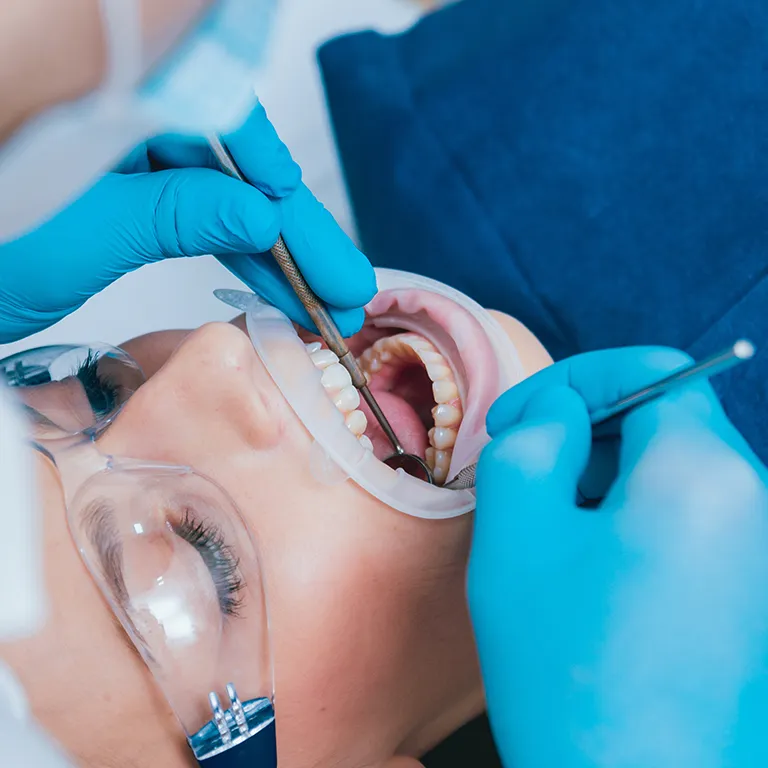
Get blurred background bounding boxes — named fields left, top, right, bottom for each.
left=0, top=0, right=439, bottom=357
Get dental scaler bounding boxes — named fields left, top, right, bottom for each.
left=208, top=135, right=434, bottom=484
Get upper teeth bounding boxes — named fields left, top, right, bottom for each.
left=320, top=363, right=352, bottom=391
left=433, top=404, right=461, bottom=427
left=306, top=343, right=371, bottom=444
left=310, top=348, right=339, bottom=369
left=304, top=333, right=464, bottom=485
left=433, top=380, right=459, bottom=404
left=335, top=387, right=361, bottom=412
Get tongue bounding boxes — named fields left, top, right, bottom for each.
left=359, top=391, right=429, bottom=461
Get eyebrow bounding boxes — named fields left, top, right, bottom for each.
left=19, top=403, right=60, bottom=429
left=81, top=499, right=147, bottom=657
left=82, top=498, right=130, bottom=606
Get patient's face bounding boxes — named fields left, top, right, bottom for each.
left=0, top=308, right=549, bottom=768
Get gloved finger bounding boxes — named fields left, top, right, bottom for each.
left=606, top=386, right=768, bottom=553
left=474, top=385, right=595, bottom=568
left=114, top=143, right=152, bottom=173
left=0, top=166, right=278, bottom=321
left=146, top=103, right=301, bottom=198
left=145, top=134, right=217, bottom=170
left=224, top=102, right=301, bottom=197
left=576, top=435, right=620, bottom=504
left=217, top=253, right=366, bottom=338
left=487, top=346, right=697, bottom=437
left=132, top=167, right=283, bottom=259
left=0, top=294, right=66, bottom=343
left=1, top=169, right=283, bottom=299
left=279, top=184, right=377, bottom=310
left=618, top=382, right=765, bottom=478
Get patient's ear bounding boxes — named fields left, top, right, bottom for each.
left=379, top=759, right=424, bottom=768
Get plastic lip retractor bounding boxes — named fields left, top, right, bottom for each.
left=216, top=268, right=527, bottom=520
left=0, top=344, right=277, bottom=768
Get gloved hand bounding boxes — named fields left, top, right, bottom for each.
left=468, top=347, right=768, bottom=768
left=0, top=103, right=376, bottom=343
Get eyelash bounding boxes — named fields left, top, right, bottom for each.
left=172, top=510, right=246, bottom=618
left=75, top=352, right=119, bottom=418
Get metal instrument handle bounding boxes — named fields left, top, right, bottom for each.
left=445, top=339, right=756, bottom=491
left=268, top=237, right=367, bottom=389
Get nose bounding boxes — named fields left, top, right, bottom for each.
left=100, top=322, right=287, bottom=465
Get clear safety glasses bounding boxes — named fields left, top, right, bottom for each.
left=1, top=344, right=276, bottom=767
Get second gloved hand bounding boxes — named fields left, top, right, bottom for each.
left=0, top=103, right=376, bottom=343
left=469, top=348, right=768, bottom=768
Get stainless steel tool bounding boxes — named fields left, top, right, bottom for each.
left=207, top=135, right=434, bottom=484
left=444, top=339, right=756, bottom=491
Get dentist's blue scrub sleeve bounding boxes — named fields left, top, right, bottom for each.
left=318, top=0, right=768, bottom=463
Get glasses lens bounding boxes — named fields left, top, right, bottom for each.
left=1, top=344, right=145, bottom=438
left=67, top=464, right=275, bottom=762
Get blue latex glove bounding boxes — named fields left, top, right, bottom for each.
left=0, top=103, right=376, bottom=343
left=468, top=347, right=768, bottom=768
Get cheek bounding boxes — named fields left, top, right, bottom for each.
left=259, top=501, right=450, bottom=691
left=266, top=548, right=408, bottom=738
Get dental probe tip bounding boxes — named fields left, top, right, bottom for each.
left=734, top=339, right=755, bottom=360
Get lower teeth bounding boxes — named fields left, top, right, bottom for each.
left=359, top=332, right=463, bottom=485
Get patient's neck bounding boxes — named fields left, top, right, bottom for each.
left=393, top=558, right=485, bottom=759
left=405, top=684, right=485, bottom=758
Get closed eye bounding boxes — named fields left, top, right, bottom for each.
left=83, top=498, right=246, bottom=621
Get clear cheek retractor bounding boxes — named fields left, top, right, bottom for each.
left=1, top=345, right=277, bottom=768
left=218, top=268, right=525, bottom=520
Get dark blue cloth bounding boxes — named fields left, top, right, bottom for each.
left=319, top=0, right=768, bottom=462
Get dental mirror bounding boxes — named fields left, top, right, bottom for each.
left=356, top=385, right=434, bottom=485
left=383, top=451, right=435, bottom=484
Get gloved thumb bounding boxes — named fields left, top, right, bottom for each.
left=473, top=385, right=593, bottom=568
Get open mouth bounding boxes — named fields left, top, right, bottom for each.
left=298, top=288, right=500, bottom=485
